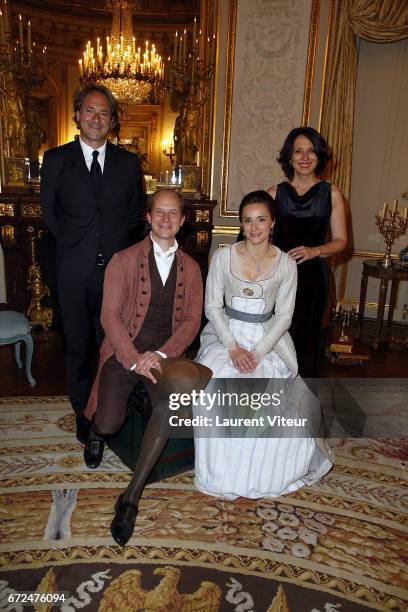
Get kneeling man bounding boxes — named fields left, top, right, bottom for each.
left=84, top=189, right=211, bottom=546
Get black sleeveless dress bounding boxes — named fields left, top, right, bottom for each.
left=273, top=181, right=332, bottom=377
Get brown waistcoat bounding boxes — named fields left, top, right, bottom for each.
left=134, top=248, right=176, bottom=352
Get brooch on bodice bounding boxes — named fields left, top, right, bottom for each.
left=243, top=288, right=254, bottom=296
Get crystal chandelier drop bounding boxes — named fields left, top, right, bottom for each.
left=78, top=0, right=164, bottom=105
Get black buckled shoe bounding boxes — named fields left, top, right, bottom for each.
left=110, top=494, right=138, bottom=546
left=83, top=438, right=105, bottom=469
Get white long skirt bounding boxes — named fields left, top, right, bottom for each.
left=194, top=297, right=332, bottom=500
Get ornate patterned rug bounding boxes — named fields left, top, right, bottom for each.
left=0, top=397, right=407, bottom=611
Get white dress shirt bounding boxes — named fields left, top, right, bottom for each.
left=150, top=232, right=178, bottom=285
left=79, top=137, right=107, bottom=172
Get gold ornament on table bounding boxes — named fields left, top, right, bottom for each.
left=26, top=227, right=53, bottom=330
left=375, top=200, right=408, bottom=268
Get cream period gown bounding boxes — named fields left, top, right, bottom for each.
left=194, top=244, right=332, bottom=500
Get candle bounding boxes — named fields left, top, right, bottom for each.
left=193, top=16, right=197, bottom=45
left=178, top=35, right=182, bottom=65
left=206, top=36, right=210, bottom=66
left=165, top=170, right=169, bottom=185
left=381, top=201, right=388, bottom=217
left=27, top=19, right=31, bottom=54
left=78, top=59, right=83, bottom=77
left=18, top=14, right=23, bottom=56
left=0, top=9, right=5, bottom=44
left=403, top=207, right=408, bottom=219
left=42, top=46, right=47, bottom=71
left=211, top=32, right=216, bottom=64
left=335, top=302, right=340, bottom=313
left=377, top=210, right=382, bottom=218
left=183, top=28, right=186, bottom=60
left=392, top=199, right=398, bottom=212
left=174, top=31, right=178, bottom=66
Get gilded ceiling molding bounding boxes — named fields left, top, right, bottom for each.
left=302, top=0, right=320, bottom=126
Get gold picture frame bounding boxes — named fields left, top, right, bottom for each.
left=179, top=165, right=201, bottom=193
left=4, top=157, right=28, bottom=189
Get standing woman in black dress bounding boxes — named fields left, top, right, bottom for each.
left=268, top=127, right=347, bottom=377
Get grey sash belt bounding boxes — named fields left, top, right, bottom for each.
left=225, top=304, right=273, bottom=323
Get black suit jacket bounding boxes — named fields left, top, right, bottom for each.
left=40, top=139, right=144, bottom=282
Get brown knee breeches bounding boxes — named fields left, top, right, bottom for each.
left=94, top=356, right=212, bottom=436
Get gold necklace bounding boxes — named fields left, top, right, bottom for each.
left=245, top=243, right=267, bottom=272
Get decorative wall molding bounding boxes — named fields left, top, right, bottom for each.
left=220, top=0, right=315, bottom=216
left=302, top=0, right=320, bottom=126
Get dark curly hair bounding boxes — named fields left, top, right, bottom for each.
left=277, top=127, right=331, bottom=180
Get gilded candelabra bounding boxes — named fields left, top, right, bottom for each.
left=0, top=10, right=47, bottom=93
left=375, top=200, right=408, bottom=268
left=165, top=18, right=215, bottom=98
left=26, top=227, right=53, bottom=330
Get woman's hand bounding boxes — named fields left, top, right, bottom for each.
left=287, top=245, right=320, bottom=264
left=229, top=346, right=257, bottom=373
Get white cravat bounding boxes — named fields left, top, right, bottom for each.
left=151, top=232, right=178, bottom=285
left=79, top=137, right=107, bottom=172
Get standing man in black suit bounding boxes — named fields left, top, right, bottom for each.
left=40, top=84, right=144, bottom=443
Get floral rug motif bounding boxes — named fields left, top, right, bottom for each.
left=0, top=397, right=407, bottom=611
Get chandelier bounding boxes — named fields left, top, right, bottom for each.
left=78, top=0, right=164, bottom=105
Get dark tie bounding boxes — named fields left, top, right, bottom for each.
left=90, top=150, right=102, bottom=186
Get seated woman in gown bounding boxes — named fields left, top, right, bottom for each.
left=194, top=190, right=332, bottom=500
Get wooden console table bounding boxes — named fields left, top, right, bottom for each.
left=356, top=259, right=408, bottom=349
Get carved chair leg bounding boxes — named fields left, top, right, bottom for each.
left=23, top=333, right=36, bottom=386
left=14, top=341, right=22, bottom=369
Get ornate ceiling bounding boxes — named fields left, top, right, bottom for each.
left=11, top=0, right=200, bottom=57
left=12, top=1, right=200, bottom=24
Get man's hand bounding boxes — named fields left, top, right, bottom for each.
left=134, top=351, right=163, bottom=383
left=229, top=346, right=257, bottom=374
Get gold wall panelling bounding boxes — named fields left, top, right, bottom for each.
left=195, top=209, right=210, bottom=223
left=219, top=0, right=236, bottom=217
left=212, top=225, right=239, bottom=236
left=302, top=0, right=320, bottom=126
left=318, top=0, right=337, bottom=132
left=196, top=230, right=209, bottom=249
left=1, top=225, right=15, bottom=244
left=200, top=0, right=219, bottom=196
left=22, top=204, right=42, bottom=217
left=0, top=203, right=15, bottom=217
